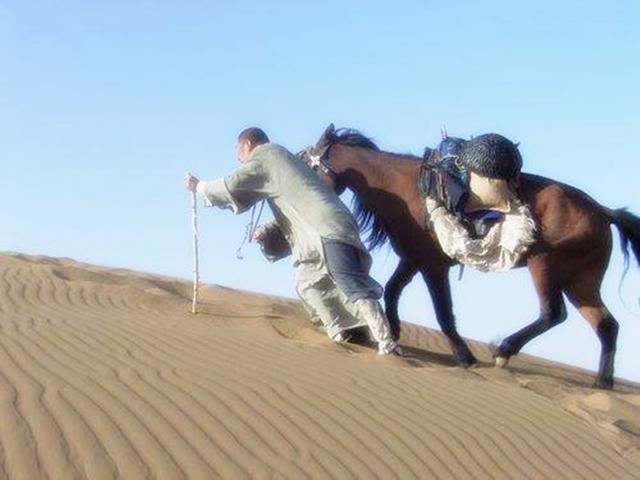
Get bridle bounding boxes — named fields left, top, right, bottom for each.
left=300, top=146, right=340, bottom=181
left=298, top=144, right=346, bottom=195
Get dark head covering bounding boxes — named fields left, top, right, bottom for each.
left=460, top=133, right=522, bottom=180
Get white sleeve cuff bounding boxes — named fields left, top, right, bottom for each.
left=196, top=178, right=239, bottom=213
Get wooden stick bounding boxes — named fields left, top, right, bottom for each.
left=188, top=174, right=200, bottom=314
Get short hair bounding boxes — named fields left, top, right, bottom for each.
left=238, top=127, right=269, bottom=146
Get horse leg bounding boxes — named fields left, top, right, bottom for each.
left=564, top=277, right=618, bottom=389
left=421, top=268, right=478, bottom=367
left=384, top=259, right=417, bottom=341
left=495, top=257, right=567, bottom=366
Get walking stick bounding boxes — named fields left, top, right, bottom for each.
left=187, top=172, right=200, bottom=314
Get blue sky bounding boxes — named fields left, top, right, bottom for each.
left=1, top=1, right=639, bottom=381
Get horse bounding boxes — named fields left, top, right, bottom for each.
left=300, top=124, right=640, bottom=389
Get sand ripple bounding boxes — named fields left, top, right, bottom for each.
left=0, top=253, right=638, bottom=479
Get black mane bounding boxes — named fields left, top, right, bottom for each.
left=331, top=128, right=381, bottom=151
left=330, top=129, right=388, bottom=250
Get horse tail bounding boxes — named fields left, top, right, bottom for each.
left=607, top=208, right=640, bottom=279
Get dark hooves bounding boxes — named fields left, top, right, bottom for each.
left=593, top=379, right=614, bottom=390
left=458, top=357, right=478, bottom=369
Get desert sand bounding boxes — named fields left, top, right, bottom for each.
left=0, top=252, right=638, bottom=479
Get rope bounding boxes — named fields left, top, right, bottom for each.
left=236, top=201, right=265, bottom=260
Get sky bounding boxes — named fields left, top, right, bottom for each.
left=1, top=0, right=639, bottom=381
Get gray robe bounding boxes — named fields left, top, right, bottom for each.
left=197, top=143, right=372, bottom=337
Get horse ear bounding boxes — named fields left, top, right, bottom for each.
left=311, top=123, right=336, bottom=156
left=315, top=123, right=335, bottom=148
left=323, top=123, right=335, bottom=138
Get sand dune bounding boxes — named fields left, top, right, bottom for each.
left=0, top=252, right=638, bottom=479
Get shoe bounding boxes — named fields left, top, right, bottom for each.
left=332, top=331, right=353, bottom=344
left=378, top=341, right=403, bottom=356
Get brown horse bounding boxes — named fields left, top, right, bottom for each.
left=300, top=124, right=640, bottom=389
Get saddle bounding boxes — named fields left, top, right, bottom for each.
left=419, top=133, right=523, bottom=238
left=419, top=136, right=469, bottom=211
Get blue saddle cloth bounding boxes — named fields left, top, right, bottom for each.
left=420, top=137, right=470, bottom=213
left=434, top=136, right=467, bottom=161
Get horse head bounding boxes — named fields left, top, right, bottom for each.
left=298, top=123, right=347, bottom=195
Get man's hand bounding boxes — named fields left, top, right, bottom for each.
left=184, top=173, right=200, bottom=193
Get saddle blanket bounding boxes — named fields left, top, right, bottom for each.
left=428, top=199, right=536, bottom=272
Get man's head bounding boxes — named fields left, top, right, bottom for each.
left=236, top=127, right=269, bottom=163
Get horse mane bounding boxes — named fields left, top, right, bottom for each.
left=330, top=129, right=389, bottom=250
left=330, top=128, right=380, bottom=151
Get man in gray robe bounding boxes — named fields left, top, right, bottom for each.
left=184, top=127, right=399, bottom=355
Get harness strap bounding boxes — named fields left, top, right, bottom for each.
left=308, top=153, right=339, bottom=181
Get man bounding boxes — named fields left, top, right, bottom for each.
left=184, top=127, right=400, bottom=355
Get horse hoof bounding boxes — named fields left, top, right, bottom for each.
left=593, top=379, right=614, bottom=390
left=455, top=354, right=477, bottom=369
left=495, top=356, right=509, bottom=368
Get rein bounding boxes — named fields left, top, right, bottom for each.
left=236, top=200, right=265, bottom=260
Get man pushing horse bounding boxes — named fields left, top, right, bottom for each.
left=184, top=127, right=401, bottom=355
